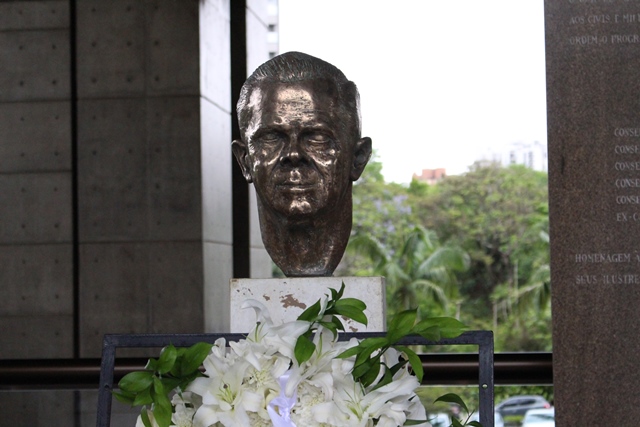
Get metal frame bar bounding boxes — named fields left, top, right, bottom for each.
left=0, top=353, right=549, bottom=389
left=97, top=331, right=493, bottom=427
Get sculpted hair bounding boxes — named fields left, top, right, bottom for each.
left=236, top=51, right=362, bottom=140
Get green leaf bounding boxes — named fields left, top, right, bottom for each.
left=334, top=298, right=367, bottom=311
left=352, top=357, right=377, bottom=381
left=414, top=317, right=467, bottom=338
left=359, top=337, right=389, bottom=349
left=153, top=393, right=173, bottom=427
left=331, top=303, right=368, bottom=326
left=353, top=343, right=380, bottom=368
left=468, top=421, right=484, bottom=427
left=112, top=390, right=135, bottom=405
left=318, top=320, right=338, bottom=337
left=434, top=392, right=469, bottom=414
left=404, top=420, right=430, bottom=426
left=140, top=407, right=152, bottom=427
left=330, top=315, right=345, bottom=333
left=153, top=376, right=165, bottom=396
left=329, top=283, right=345, bottom=301
left=395, top=345, right=423, bottom=382
left=452, top=418, right=464, bottom=427
left=178, top=371, right=202, bottom=392
left=414, top=325, right=440, bottom=341
left=118, top=370, right=154, bottom=392
left=358, top=359, right=381, bottom=388
left=156, top=344, right=178, bottom=374
left=294, top=334, right=316, bottom=364
left=160, top=376, right=181, bottom=393
left=297, top=299, right=322, bottom=322
left=179, top=342, right=213, bottom=376
left=388, top=309, right=417, bottom=342
left=132, top=387, right=153, bottom=406
left=388, top=359, right=408, bottom=376
left=336, top=345, right=362, bottom=359
left=145, top=358, right=158, bottom=371
left=370, top=366, right=393, bottom=391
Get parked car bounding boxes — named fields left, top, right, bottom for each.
left=495, top=395, right=551, bottom=418
left=468, top=410, right=505, bottom=427
left=521, top=407, right=555, bottom=427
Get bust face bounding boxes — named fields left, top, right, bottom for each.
left=241, top=80, right=356, bottom=220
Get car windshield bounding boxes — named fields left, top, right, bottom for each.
left=525, top=413, right=554, bottom=422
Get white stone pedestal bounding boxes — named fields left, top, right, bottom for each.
left=229, top=277, right=386, bottom=333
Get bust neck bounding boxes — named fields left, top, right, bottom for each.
left=257, top=197, right=353, bottom=277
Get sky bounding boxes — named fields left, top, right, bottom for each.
left=277, top=0, right=547, bottom=183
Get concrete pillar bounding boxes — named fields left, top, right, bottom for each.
left=0, top=0, right=74, bottom=359
left=546, top=1, right=640, bottom=424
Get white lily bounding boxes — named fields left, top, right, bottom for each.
left=169, top=392, right=201, bottom=427
left=241, top=299, right=274, bottom=325
left=200, top=338, right=235, bottom=380
left=263, top=320, right=313, bottom=360
left=284, top=327, right=350, bottom=398
left=229, top=338, right=291, bottom=420
left=291, top=381, right=333, bottom=426
left=189, top=357, right=262, bottom=427
left=361, top=376, right=420, bottom=426
left=130, top=292, right=435, bottom=427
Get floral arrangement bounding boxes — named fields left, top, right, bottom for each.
left=114, top=284, right=477, bottom=427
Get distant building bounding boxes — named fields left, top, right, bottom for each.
left=413, top=168, right=447, bottom=185
left=479, top=141, right=548, bottom=172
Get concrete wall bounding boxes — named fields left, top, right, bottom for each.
left=76, top=0, right=207, bottom=358
left=0, top=0, right=74, bottom=359
left=0, top=0, right=272, bottom=361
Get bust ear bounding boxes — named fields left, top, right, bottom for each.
left=232, top=139, right=254, bottom=183
left=350, top=137, right=372, bottom=181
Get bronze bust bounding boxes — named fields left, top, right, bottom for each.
left=232, top=52, right=372, bottom=277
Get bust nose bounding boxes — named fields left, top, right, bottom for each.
left=279, top=135, right=307, bottom=167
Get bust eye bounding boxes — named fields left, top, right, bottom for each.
left=258, top=132, right=283, bottom=143
left=305, top=132, right=331, bottom=144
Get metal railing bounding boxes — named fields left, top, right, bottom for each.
left=94, top=331, right=494, bottom=427
left=0, top=352, right=551, bottom=389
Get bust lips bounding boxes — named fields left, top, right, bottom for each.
left=272, top=168, right=320, bottom=192
left=276, top=183, right=317, bottom=193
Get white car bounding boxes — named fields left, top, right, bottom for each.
left=429, top=412, right=451, bottom=427
left=521, top=407, right=555, bottom=427
left=468, top=411, right=505, bottom=427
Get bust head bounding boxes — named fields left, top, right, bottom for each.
left=232, top=52, right=372, bottom=276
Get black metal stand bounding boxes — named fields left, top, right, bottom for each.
left=97, top=331, right=494, bottom=427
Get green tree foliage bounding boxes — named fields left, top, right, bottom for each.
left=350, top=155, right=420, bottom=250
left=348, top=226, right=470, bottom=318
left=415, top=162, right=549, bottom=320
left=345, top=160, right=551, bottom=352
